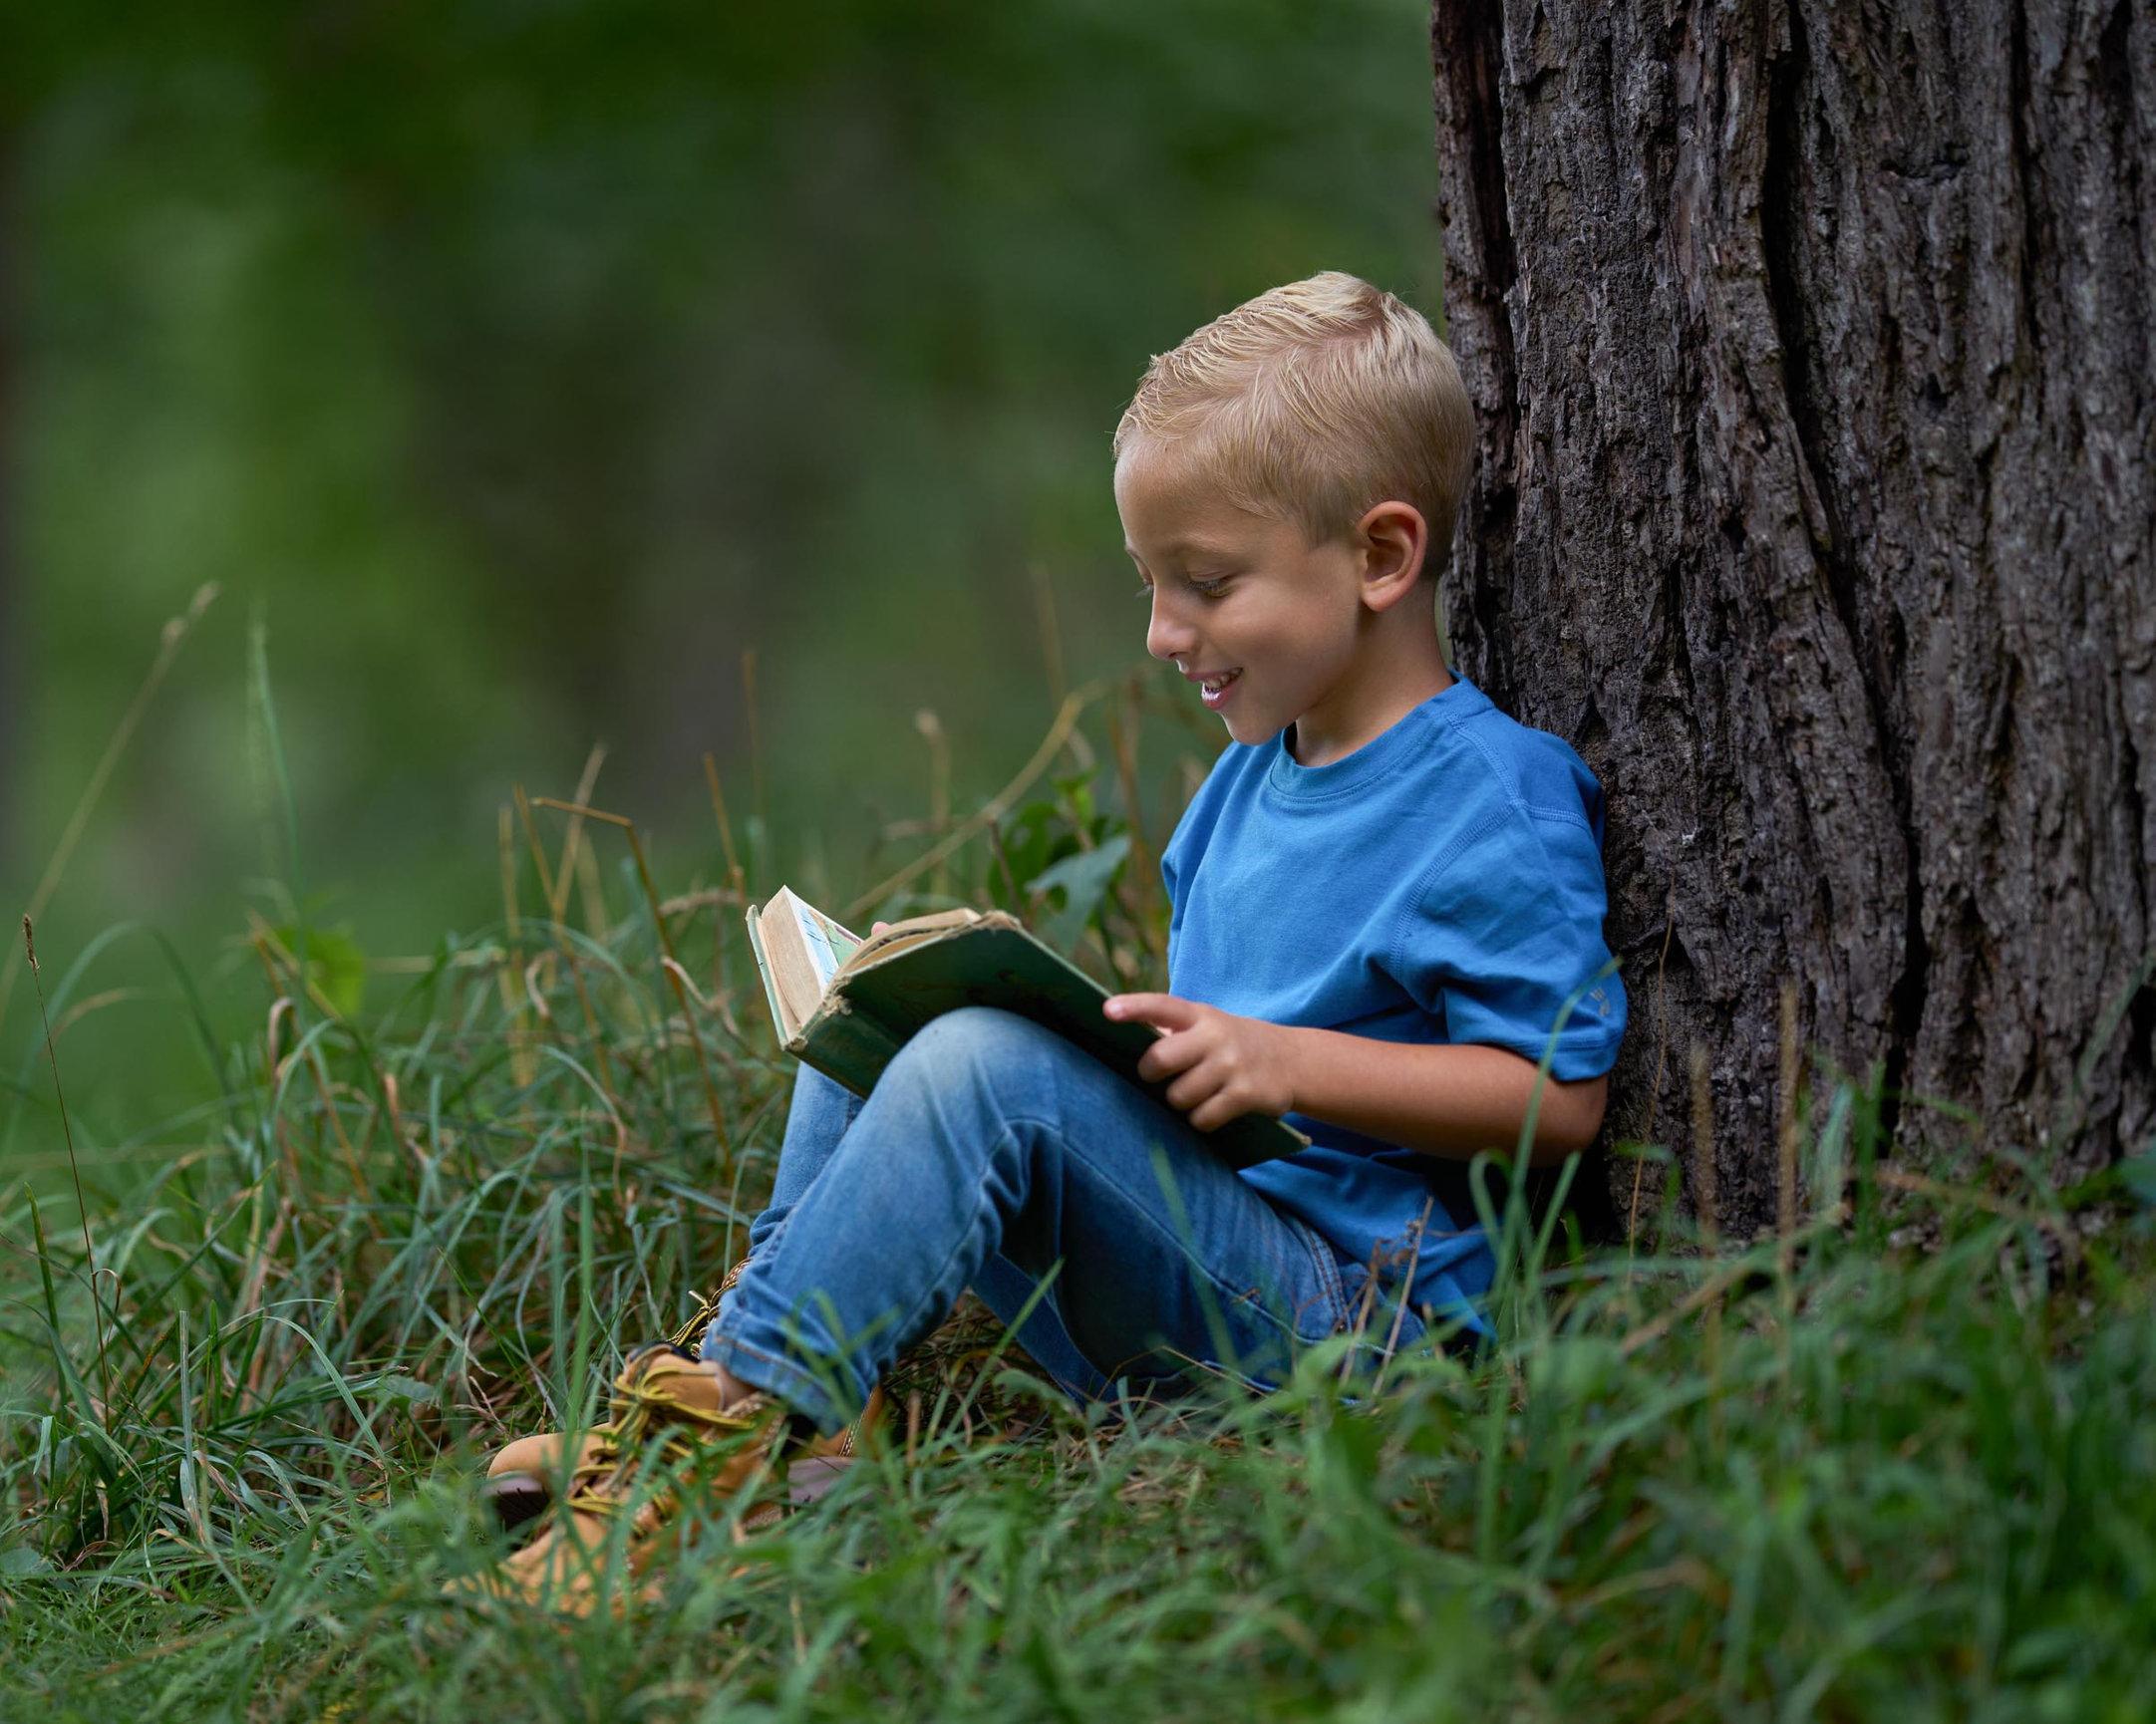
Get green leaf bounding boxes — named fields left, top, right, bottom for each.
left=272, top=923, right=369, bottom=1017
left=1026, top=833, right=1130, bottom=954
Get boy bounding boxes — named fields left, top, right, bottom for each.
left=482, top=272, right=1625, bottom=1610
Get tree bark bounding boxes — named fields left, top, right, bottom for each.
left=1431, top=0, right=2154, bottom=1237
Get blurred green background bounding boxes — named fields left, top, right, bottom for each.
left=1, top=0, right=1442, bottom=1152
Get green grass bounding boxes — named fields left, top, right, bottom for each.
left=3, top=685, right=2154, bottom=1721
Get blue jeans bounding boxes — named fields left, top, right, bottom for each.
left=702, top=1006, right=1430, bottom=1434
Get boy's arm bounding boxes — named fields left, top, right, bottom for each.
left=1103, top=994, right=1606, bottom=1169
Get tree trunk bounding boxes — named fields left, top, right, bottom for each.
left=1430, top=0, right=2154, bottom=1238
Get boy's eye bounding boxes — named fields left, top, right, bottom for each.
left=1131, top=576, right=1230, bottom=599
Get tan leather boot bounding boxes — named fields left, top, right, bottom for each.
left=483, top=1383, right=886, bottom=1532
left=479, top=1260, right=887, bottom=1536
left=480, top=1429, right=607, bottom=1535
left=471, top=1343, right=789, bottom=1615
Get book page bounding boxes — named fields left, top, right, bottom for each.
left=788, top=898, right=861, bottom=992
left=744, top=906, right=789, bottom=1040
left=834, top=908, right=986, bottom=978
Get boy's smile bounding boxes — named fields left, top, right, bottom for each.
left=1113, top=439, right=1449, bottom=764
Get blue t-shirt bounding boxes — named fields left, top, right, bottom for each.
left=1160, top=674, right=1625, bottom=1328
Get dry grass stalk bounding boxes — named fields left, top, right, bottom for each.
left=916, top=709, right=952, bottom=901
left=841, top=677, right=1114, bottom=920
left=547, top=742, right=610, bottom=927
left=304, top=1044, right=373, bottom=1202
left=1777, top=981, right=1802, bottom=1288
left=514, top=782, right=621, bottom=1101
left=702, top=753, right=749, bottom=896
left=1629, top=878, right=1680, bottom=1245
left=0, top=584, right=220, bottom=1038
left=1105, top=676, right=1162, bottom=965
left=21, top=915, right=116, bottom=1419
left=743, top=647, right=767, bottom=839
left=512, top=784, right=561, bottom=926
left=498, top=804, right=539, bottom=1093
left=1688, top=1042, right=1717, bottom=1249
left=573, top=839, right=611, bottom=941
left=1689, top=1039, right=1722, bottom=1428
left=531, top=798, right=735, bottom=1152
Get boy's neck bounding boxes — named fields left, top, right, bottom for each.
left=1287, top=612, right=1456, bottom=768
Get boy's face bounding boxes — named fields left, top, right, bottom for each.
left=1114, top=442, right=1377, bottom=749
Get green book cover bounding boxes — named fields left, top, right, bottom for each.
left=762, top=907, right=1309, bottom=1172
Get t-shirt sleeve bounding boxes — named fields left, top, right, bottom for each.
left=1392, top=806, right=1627, bottom=1080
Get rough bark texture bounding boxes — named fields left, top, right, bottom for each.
left=1431, top=0, right=2154, bottom=1237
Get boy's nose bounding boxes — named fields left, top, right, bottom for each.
left=1145, top=597, right=1196, bottom=664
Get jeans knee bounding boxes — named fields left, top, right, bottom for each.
left=871, top=1007, right=1067, bottom=1199
left=890, top=1006, right=1047, bottom=1091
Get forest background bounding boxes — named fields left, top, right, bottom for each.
left=2, top=0, right=1441, bottom=1147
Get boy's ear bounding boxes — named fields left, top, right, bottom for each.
left=1355, top=500, right=1430, bottom=611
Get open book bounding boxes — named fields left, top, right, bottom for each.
left=744, top=887, right=1309, bottom=1171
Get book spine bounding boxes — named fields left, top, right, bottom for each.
left=745, top=907, right=784, bottom=1038
left=790, top=1002, right=910, bottom=1099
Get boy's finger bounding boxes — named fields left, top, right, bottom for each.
left=1104, top=993, right=1195, bottom=1029
left=1135, top=1033, right=1202, bottom=1083
left=1164, top=1069, right=1215, bottom=1115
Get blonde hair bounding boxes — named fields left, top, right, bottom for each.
left=1112, top=271, right=1475, bottom=565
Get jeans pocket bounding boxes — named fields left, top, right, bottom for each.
left=1334, top=1261, right=1432, bottom=1359
left=1278, top=1215, right=1356, bottom=1344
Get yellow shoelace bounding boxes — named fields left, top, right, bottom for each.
left=561, top=1364, right=774, bottom=1520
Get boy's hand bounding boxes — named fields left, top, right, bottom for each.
left=1102, top=994, right=1297, bottom=1131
